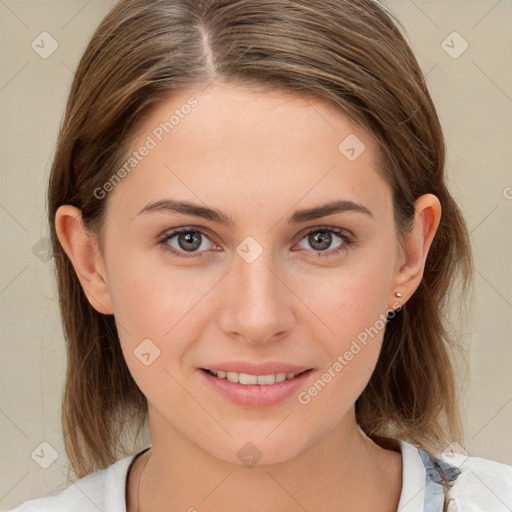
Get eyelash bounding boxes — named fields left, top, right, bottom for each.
left=158, top=226, right=354, bottom=259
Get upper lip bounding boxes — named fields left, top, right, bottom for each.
left=201, top=361, right=313, bottom=376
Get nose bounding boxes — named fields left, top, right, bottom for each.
left=217, top=247, right=296, bottom=345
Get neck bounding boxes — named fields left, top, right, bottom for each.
left=127, top=407, right=402, bottom=512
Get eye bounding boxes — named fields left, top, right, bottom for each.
left=294, top=227, right=353, bottom=257
left=159, top=226, right=354, bottom=259
left=159, top=227, right=217, bottom=258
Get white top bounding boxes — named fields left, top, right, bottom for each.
left=7, top=440, right=512, bottom=511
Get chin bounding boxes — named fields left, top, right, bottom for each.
left=203, top=433, right=311, bottom=468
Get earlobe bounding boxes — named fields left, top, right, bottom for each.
left=54, top=205, right=114, bottom=315
left=389, top=194, right=442, bottom=306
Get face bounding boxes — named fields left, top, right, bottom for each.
left=93, top=82, right=403, bottom=465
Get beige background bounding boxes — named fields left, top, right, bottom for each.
left=1, top=0, right=511, bottom=509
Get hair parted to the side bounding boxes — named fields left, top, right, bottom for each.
left=48, top=0, right=474, bottom=479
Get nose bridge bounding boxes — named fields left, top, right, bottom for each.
left=219, top=237, right=294, bottom=342
left=238, top=248, right=279, bottom=301
left=234, top=232, right=279, bottom=288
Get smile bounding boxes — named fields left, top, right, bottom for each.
left=203, top=368, right=309, bottom=385
left=199, top=368, right=315, bottom=407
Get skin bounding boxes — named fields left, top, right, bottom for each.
left=55, top=81, right=441, bottom=511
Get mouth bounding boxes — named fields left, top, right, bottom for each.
left=200, top=367, right=312, bottom=385
left=198, top=366, right=315, bottom=407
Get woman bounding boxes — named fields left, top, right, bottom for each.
left=9, top=0, right=511, bottom=511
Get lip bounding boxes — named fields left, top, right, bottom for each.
left=200, top=361, right=312, bottom=375
left=198, top=367, right=315, bottom=408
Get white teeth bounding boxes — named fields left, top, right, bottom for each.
left=239, top=373, right=258, bottom=385
left=226, top=371, right=239, bottom=383
left=257, top=374, right=275, bottom=385
left=208, top=369, right=301, bottom=385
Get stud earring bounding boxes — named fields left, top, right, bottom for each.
left=395, top=291, right=402, bottom=298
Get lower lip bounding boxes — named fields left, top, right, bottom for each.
left=199, top=368, right=314, bottom=407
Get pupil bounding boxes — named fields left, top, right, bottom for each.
left=180, top=231, right=201, bottom=251
left=311, top=231, right=331, bottom=250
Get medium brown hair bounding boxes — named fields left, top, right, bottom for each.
left=48, top=0, right=474, bottom=479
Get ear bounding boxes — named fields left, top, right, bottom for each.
left=389, top=193, right=442, bottom=309
left=54, top=205, right=114, bottom=315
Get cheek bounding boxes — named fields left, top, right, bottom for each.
left=106, top=257, right=195, bottom=407
left=294, top=256, right=393, bottom=398
left=105, top=242, right=190, bottom=337
left=297, top=255, right=392, bottom=344
left=104, top=247, right=212, bottom=383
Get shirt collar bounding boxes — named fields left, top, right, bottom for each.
left=397, top=439, right=428, bottom=512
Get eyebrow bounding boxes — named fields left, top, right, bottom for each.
left=137, top=198, right=373, bottom=226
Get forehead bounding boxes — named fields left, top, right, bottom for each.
left=106, top=81, right=390, bottom=223
left=147, top=81, right=370, bottom=153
